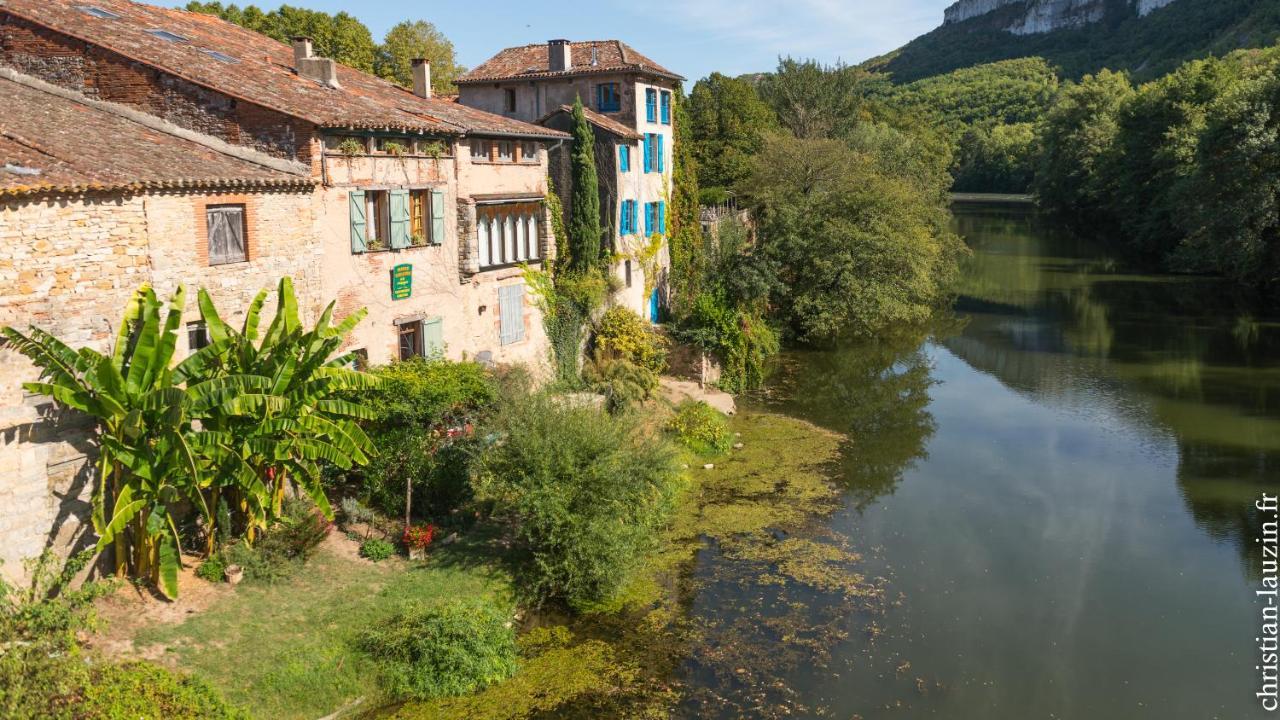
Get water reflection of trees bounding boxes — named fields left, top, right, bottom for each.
left=758, top=325, right=941, bottom=509
left=950, top=204, right=1280, bottom=579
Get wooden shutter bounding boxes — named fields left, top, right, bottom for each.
left=349, top=191, right=367, bottom=253
left=498, top=285, right=525, bottom=345
left=389, top=190, right=410, bottom=249
left=657, top=134, right=665, bottom=172
left=643, top=135, right=652, bottom=173
left=430, top=189, right=446, bottom=246
left=423, top=317, right=444, bottom=357
left=659, top=201, right=666, bottom=235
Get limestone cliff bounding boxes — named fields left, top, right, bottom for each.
left=943, top=0, right=1177, bottom=35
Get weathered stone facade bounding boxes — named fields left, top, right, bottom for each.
left=0, top=188, right=321, bottom=582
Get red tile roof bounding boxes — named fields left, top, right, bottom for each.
left=0, top=70, right=311, bottom=197
left=459, top=40, right=683, bottom=84
left=540, top=105, right=642, bottom=141
left=0, top=0, right=568, bottom=139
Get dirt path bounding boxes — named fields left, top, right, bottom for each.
left=659, top=376, right=737, bottom=415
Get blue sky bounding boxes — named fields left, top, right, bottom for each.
left=152, top=0, right=955, bottom=82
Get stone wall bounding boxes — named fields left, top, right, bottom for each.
left=0, top=187, right=321, bottom=583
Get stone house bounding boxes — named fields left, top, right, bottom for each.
left=0, top=0, right=571, bottom=579
left=456, top=40, right=683, bottom=321
left=0, top=69, right=320, bottom=580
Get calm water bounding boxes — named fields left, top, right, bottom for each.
left=685, top=204, right=1280, bottom=718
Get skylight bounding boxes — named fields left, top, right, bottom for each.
left=77, top=6, right=121, bottom=20
left=200, top=48, right=239, bottom=64
left=146, top=29, right=189, bottom=43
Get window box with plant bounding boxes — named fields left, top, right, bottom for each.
left=337, top=137, right=367, bottom=156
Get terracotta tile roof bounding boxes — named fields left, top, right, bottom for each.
left=0, top=71, right=311, bottom=197
left=0, top=0, right=568, bottom=139
left=540, top=105, right=641, bottom=141
left=459, top=40, right=683, bottom=84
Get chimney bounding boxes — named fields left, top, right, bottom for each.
left=548, top=39, right=571, bottom=72
left=411, top=58, right=432, bottom=99
left=292, top=36, right=312, bottom=66
left=292, top=36, right=340, bottom=89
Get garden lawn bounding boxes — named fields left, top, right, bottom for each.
left=132, top=533, right=513, bottom=720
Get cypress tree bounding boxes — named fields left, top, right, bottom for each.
left=567, top=97, right=603, bottom=273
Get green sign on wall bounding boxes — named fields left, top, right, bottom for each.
left=390, top=263, right=412, bottom=300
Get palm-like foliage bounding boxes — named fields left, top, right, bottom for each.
left=2, top=279, right=375, bottom=598
left=177, top=278, right=379, bottom=546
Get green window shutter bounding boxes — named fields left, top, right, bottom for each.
left=389, top=190, right=410, bottom=249
left=349, top=191, right=367, bottom=253
left=430, top=189, right=446, bottom=246
left=423, top=317, right=444, bottom=357
left=499, top=285, right=525, bottom=345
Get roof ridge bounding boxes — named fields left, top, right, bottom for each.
left=0, top=68, right=310, bottom=176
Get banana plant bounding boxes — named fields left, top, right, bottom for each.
left=176, top=277, right=379, bottom=547
left=1, top=285, right=266, bottom=598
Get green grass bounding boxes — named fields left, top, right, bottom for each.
left=133, top=535, right=513, bottom=720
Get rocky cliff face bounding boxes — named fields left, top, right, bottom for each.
left=943, top=0, right=1177, bottom=35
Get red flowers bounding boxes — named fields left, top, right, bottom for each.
left=402, top=523, right=436, bottom=551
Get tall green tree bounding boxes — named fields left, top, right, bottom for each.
left=566, top=97, right=603, bottom=273
left=686, top=72, right=777, bottom=195
left=375, top=20, right=464, bottom=93
left=185, top=2, right=378, bottom=74
left=757, top=57, right=879, bottom=139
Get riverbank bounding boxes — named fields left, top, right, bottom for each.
left=87, top=407, right=863, bottom=719
left=950, top=192, right=1033, bottom=204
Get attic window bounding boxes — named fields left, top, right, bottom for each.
left=77, top=6, right=121, bottom=19
left=146, top=29, right=189, bottom=43
left=201, top=49, right=239, bottom=64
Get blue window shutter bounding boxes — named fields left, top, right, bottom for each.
left=595, top=84, right=603, bottom=110
left=646, top=89, right=657, bottom=122
left=632, top=201, right=639, bottom=235
left=389, top=190, right=410, bottom=249
left=429, top=189, right=446, bottom=246
left=349, top=191, right=367, bottom=253
left=642, top=135, right=651, bottom=173
left=499, top=285, right=525, bottom=345
left=619, top=145, right=629, bottom=172
left=659, top=201, right=666, bottom=234
left=657, top=134, right=665, bottom=173
left=661, top=91, right=671, bottom=124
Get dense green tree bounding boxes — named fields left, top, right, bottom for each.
left=757, top=57, right=880, bottom=139
left=668, top=88, right=706, bottom=313
left=740, top=132, right=964, bottom=343
left=686, top=72, right=777, bottom=195
left=375, top=20, right=464, bottom=93
left=185, top=2, right=378, bottom=74
left=888, top=57, right=1059, bottom=131
left=1033, top=69, right=1134, bottom=226
left=566, top=97, right=603, bottom=272
left=953, top=122, right=1037, bottom=193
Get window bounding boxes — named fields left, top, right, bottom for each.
left=644, top=201, right=667, bottom=236
left=643, top=133, right=664, bottom=174
left=471, top=139, right=489, bottom=161
left=504, top=88, right=517, bottom=113
left=498, top=285, right=525, bottom=345
left=206, top=204, right=247, bottom=265
left=596, top=83, right=621, bottom=113
left=620, top=199, right=638, bottom=235
left=146, top=29, right=189, bottom=43
left=398, top=320, right=423, bottom=360
left=187, top=321, right=210, bottom=352
left=348, top=348, right=369, bottom=371
left=477, top=202, right=542, bottom=269
left=351, top=189, right=443, bottom=252
left=496, top=141, right=514, bottom=162
left=201, top=48, right=239, bottom=64
left=619, top=145, right=631, bottom=173
left=519, top=141, right=539, bottom=163
left=625, top=260, right=633, bottom=288
left=645, top=88, right=657, bottom=123
left=660, top=90, right=671, bottom=124
left=78, top=5, right=122, bottom=19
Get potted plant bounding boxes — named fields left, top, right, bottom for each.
left=410, top=233, right=428, bottom=248
left=402, top=523, right=436, bottom=560
left=224, top=564, right=244, bottom=586
left=337, top=138, right=365, bottom=156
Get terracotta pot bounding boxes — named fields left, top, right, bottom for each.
left=224, top=564, right=244, bottom=586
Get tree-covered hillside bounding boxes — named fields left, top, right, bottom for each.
left=865, top=0, right=1280, bottom=83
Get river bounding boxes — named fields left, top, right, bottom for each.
left=678, top=202, right=1280, bottom=719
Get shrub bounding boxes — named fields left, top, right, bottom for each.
left=594, top=306, right=667, bottom=374
left=355, top=357, right=496, bottom=430
left=255, top=497, right=332, bottom=564
left=675, top=291, right=779, bottom=394
left=475, top=393, right=682, bottom=610
left=360, top=538, right=396, bottom=562
left=81, top=661, right=247, bottom=720
left=195, top=556, right=226, bottom=583
left=362, top=427, right=477, bottom=521
left=667, top=401, right=733, bottom=456
left=356, top=600, right=518, bottom=700
left=340, top=497, right=377, bottom=528
left=582, top=352, right=659, bottom=413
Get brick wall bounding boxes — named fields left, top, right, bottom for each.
left=0, top=14, right=315, bottom=164
left=0, top=186, right=322, bottom=583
